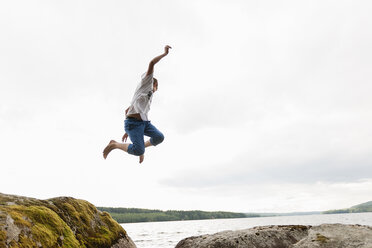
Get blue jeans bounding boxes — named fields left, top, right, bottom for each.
left=124, top=118, right=164, bottom=156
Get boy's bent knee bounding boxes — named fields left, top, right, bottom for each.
left=151, top=133, right=164, bottom=146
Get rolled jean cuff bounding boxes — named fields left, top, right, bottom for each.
left=127, top=144, right=145, bottom=156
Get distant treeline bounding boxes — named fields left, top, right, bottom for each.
left=323, top=201, right=372, bottom=214
left=98, top=200, right=372, bottom=223
left=97, top=207, right=257, bottom=223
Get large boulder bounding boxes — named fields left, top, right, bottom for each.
left=293, top=224, right=372, bottom=248
left=175, top=224, right=372, bottom=248
left=0, top=193, right=136, bottom=248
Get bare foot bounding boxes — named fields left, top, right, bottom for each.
left=103, top=140, right=117, bottom=159
left=139, top=154, right=144, bottom=164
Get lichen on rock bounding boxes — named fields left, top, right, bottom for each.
left=0, top=193, right=136, bottom=248
left=175, top=224, right=372, bottom=248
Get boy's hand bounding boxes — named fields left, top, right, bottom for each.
left=164, top=45, right=172, bottom=54
left=122, top=133, right=128, bottom=142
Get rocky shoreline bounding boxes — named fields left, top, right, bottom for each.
left=2, top=193, right=372, bottom=248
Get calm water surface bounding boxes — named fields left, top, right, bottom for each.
left=121, top=213, right=372, bottom=248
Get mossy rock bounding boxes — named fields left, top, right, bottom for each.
left=0, top=193, right=136, bottom=248
left=315, top=233, right=330, bottom=243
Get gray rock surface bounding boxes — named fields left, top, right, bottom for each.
left=112, top=237, right=137, bottom=248
left=175, top=224, right=372, bottom=248
left=293, top=224, right=372, bottom=248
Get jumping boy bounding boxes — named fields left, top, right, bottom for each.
left=103, top=45, right=172, bottom=163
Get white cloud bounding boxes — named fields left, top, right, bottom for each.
left=0, top=0, right=371, bottom=213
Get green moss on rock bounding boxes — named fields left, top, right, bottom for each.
left=1, top=204, right=80, bottom=247
left=49, top=197, right=126, bottom=248
left=0, top=193, right=134, bottom=248
left=0, top=229, right=6, bottom=248
left=315, top=233, right=330, bottom=243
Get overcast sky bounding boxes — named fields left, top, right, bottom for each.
left=1, top=0, right=372, bottom=213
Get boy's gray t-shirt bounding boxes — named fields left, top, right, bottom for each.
left=126, top=72, right=154, bottom=121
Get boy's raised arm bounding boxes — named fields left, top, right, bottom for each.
left=146, top=45, right=172, bottom=76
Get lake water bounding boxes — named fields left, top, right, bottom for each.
left=121, top=213, right=372, bottom=248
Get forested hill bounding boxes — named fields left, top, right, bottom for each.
left=323, top=201, right=372, bottom=214
left=97, top=207, right=254, bottom=223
